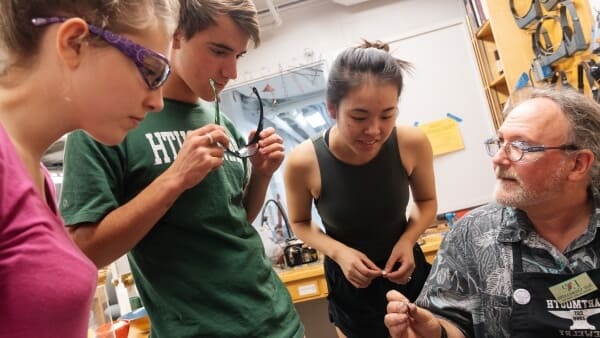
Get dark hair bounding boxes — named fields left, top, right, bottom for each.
left=0, top=0, right=179, bottom=72
left=178, top=0, right=260, bottom=46
left=326, top=39, right=411, bottom=109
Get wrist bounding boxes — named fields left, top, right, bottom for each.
left=328, top=242, right=347, bottom=261
left=152, top=171, right=182, bottom=195
left=250, top=170, right=272, bottom=183
left=398, top=229, right=421, bottom=245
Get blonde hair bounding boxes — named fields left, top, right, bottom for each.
left=0, top=0, right=180, bottom=73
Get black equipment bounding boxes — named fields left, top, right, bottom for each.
left=260, top=199, right=318, bottom=268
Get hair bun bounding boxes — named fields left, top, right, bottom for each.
left=359, top=39, right=389, bottom=52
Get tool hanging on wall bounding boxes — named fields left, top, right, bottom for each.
left=531, top=26, right=555, bottom=81
left=511, top=0, right=544, bottom=28
left=541, top=0, right=562, bottom=11
left=550, top=70, right=575, bottom=90
left=531, top=1, right=587, bottom=69
left=577, top=59, right=600, bottom=102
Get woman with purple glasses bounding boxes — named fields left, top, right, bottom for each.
left=0, top=1, right=178, bottom=337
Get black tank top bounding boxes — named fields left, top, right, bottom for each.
left=313, top=127, right=410, bottom=261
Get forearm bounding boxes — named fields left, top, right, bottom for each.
left=243, top=171, right=271, bottom=222
left=400, top=198, right=437, bottom=244
left=291, top=221, right=346, bottom=260
left=68, top=173, right=184, bottom=268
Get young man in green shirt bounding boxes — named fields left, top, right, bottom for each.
left=59, top=1, right=304, bottom=337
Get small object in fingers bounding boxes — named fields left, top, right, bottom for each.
left=382, top=270, right=387, bottom=277
left=206, top=132, right=214, bottom=145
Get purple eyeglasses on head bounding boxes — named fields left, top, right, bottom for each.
left=31, top=16, right=171, bottom=90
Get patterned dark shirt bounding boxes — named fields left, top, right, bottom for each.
left=416, top=190, right=600, bottom=338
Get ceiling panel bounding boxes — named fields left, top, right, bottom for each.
left=253, top=0, right=316, bottom=14
left=253, top=0, right=271, bottom=12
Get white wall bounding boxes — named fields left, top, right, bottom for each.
left=231, top=0, right=466, bottom=86
left=231, top=2, right=476, bottom=337
left=234, top=0, right=496, bottom=216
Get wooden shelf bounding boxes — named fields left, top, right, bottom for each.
left=489, top=74, right=506, bottom=90
left=466, top=0, right=594, bottom=129
left=475, top=20, right=492, bottom=40
left=420, top=233, right=444, bottom=264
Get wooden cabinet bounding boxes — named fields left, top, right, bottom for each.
left=276, top=262, right=329, bottom=304
left=465, top=1, right=594, bottom=129
left=420, top=233, right=444, bottom=264
left=468, top=19, right=510, bottom=130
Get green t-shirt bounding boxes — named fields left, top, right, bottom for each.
left=60, top=99, right=304, bottom=338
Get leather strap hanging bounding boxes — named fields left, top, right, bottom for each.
left=577, top=60, right=600, bottom=102
left=558, top=1, right=587, bottom=55
left=541, top=0, right=561, bottom=11
left=511, top=0, right=543, bottom=29
left=550, top=70, right=575, bottom=90
left=532, top=0, right=587, bottom=67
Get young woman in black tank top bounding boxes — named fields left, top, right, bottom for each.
left=284, top=40, right=438, bottom=338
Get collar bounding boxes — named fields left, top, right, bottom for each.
left=497, top=188, right=600, bottom=248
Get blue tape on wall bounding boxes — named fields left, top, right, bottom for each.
left=446, top=113, right=463, bottom=122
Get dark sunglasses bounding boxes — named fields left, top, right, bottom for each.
left=31, top=17, right=171, bottom=90
left=210, top=79, right=264, bottom=158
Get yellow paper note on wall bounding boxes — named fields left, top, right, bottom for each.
left=418, top=118, right=465, bottom=156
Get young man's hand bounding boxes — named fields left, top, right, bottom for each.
left=164, top=125, right=229, bottom=191
left=249, top=127, right=285, bottom=177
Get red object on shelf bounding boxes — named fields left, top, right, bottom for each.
left=455, top=209, right=470, bottom=219
left=95, top=320, right=129, bottom=338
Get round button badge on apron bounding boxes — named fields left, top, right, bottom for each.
left=513, top=288, right=531, bottom=305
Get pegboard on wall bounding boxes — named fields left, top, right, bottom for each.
left=467, top=0, right=597, bottom=127
left=506, top=0, right=596, bottom=93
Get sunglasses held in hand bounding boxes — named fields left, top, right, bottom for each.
left=209, top=78, right=264, bottom=158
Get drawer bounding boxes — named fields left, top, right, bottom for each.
left=286, top=276, right=328, bottom=303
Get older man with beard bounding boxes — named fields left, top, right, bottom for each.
left=384, top=87, right=600, bottom=338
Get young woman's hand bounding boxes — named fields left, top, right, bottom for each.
left=335, top=246, right=382, bottom=288
left=383, top=239, right=416, bottom=284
